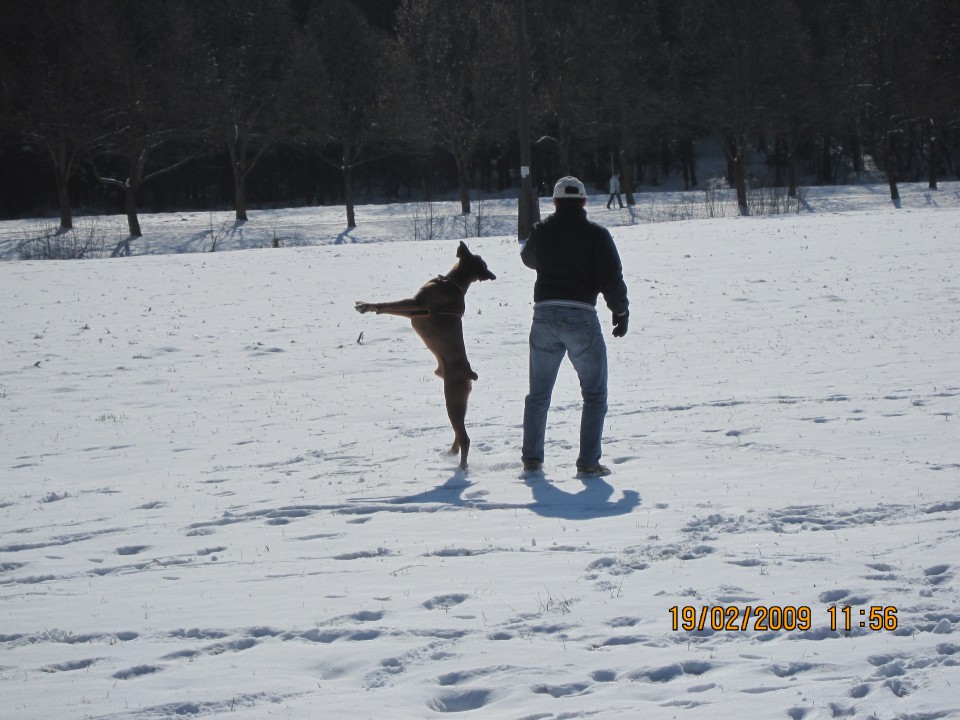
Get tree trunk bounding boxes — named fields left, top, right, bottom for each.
left=455, top=155, right=471, bottom=214
left=227, top=142, right=248, bottom=221
left=343, top=164, right=356, bottom=228
left=734, top=134, right=749, bottom=216
left=233, top=171, right=248, bottom=221
left=125, top=185, right=142, bottom=237
left=883, top=131, right=900, bottom=205
left=787, top=147, right=798, bottom=199
left=680, top=138, right=697, bottom=189
left=619, top=150, right=635, bottom=206
left=557, top=131, right=573, bottom=177
left=55, top=170, right=74, bottom=231
left=848, top=127, right=862, bottom=175
left=724, top=139, right=736, bottom=188
left=659, top=138, right=670, bottom=183
left=928, top=119, right=939, bottom=190
left=773, top=136, right=783, bottom=188
left=785, top=130, right=798, bottom=198
left=49, top=144, right=74, bottom=230
left=820, top=134, right=832, bottom=183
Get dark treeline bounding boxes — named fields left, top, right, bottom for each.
left=1, top=0, right=958, bottom=233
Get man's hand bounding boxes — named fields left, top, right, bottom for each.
left=612, top=311, right=629, bottom=338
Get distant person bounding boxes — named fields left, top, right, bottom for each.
left=520, top=176, right=629, bottom=477
left=606, top=173, right=624, bottom=209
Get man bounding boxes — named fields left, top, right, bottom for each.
left=520, top=176, right=629, bottom=476
left=606, top=172, right=624, bottom=209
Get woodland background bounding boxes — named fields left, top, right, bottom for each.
left=1, top=0, right=958, bottom=234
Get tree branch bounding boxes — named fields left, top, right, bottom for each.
left=142, top=154, right=194, bottom=184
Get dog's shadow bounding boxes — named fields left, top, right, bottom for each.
left=384, top=470, right=640, bottom=520
left=386, top=471, right=477, bottom=508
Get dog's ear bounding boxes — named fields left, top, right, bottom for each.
left=457, top=241, right=471, bottom=259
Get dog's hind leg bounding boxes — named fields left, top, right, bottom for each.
left=443, top=377, right=472, bottom=469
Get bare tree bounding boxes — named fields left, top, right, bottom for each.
left=591, top=0, right=668, bottom=203
left=791, top=2, right=859, bottom=188
left=0, top=0, right=112, bottom=230
left=525, top=0, right=604, bottom=182
left=298, top=1, right=397, bottom=228
left=397, top=0, right=515, bottom=215
left=910, top=0, right=960, bottom=190
left=856, top=0, right=930, bottom=204
left=193, top=0, right=299, bottom=221
left=697, top=0, right=808, bottom=215
left=766, top=2, right=816, bottom=198
left=89, top=1, right=198, bottom=238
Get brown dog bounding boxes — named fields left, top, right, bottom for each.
left=355, top=241, right=496, bottom=469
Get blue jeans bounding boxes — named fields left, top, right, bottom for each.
left=522, top=304, right=608, bottom=467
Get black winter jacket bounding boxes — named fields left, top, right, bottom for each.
left=520, top=206, right=629, bottom=316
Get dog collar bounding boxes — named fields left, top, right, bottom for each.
left=444, top=277, right=467, bottom=294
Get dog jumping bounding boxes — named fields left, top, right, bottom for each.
left=355, top=241, right=496, bottom=470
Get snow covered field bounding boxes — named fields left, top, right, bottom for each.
left=2, top=182, right=960, bottom=719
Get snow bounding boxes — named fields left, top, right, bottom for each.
left=2, top=182, right=960, bottom=719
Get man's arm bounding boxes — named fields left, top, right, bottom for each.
left=597, top=232, right=629, bottom=316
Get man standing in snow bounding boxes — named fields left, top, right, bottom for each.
left=520, top=176, right=629, bottom=477
left=606, top=172, right=624, bottom=209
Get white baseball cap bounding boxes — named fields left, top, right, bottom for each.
left=552, top=176, right=587, bottom=199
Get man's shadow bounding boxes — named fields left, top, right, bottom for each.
left=522, top=472, right=640, bottom=519
left=376, top=469, right=640, bottom=520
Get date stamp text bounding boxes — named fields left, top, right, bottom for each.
left=668, top=604, right=898, bottom=633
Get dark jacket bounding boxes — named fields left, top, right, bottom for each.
left=521, top=205, right=629, bottom=316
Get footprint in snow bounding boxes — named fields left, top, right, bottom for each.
left=427, top=689, right=495, bottom=713
left=423, top=593, right=468, bottom=610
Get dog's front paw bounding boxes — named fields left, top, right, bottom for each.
left=355, top=301, right=373, bottom=314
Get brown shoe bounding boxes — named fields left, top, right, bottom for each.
left=522, top=458, right=543, bottom=472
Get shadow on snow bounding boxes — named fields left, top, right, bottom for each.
left=351, top=470, right=641, bottom=521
